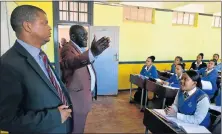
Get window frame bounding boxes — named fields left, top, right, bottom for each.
left=172, top=11, right=196, bottom=26
left=123, top=5, right=154, bottom=23
left=55, top=1, right=93, bottom=25
left=212, top=15, right=221, bottom=28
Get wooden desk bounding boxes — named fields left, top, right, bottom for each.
left=143, top=108, right=184, bottom=134
left=158, top=71, right=173, bottom=80
left=144, top=80, right=178, bottom=109
left=129, top=74, right=146, bottom=110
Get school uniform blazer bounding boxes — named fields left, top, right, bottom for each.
left=190, top=61, right=207, bottom=70
left=171, top=64, right=176, bottom=73
left=140, top=65, right=158, bottom=79
left=166, top=74, right=181, bottom=88
left=198, top=67, right=218, bottom=98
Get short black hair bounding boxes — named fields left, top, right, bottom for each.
left=209, top=59, right=217, bottom=65
left=175, top=56, right=183, bottom=62
left=213, top=53, right=219, bottom=58
left=185, top=70, right=202, bottom=89
left=10, top=5, right=46, bottom=34
left=69, top=25, right=85, bottom=37
left=176, top=63, right=185, bottom=70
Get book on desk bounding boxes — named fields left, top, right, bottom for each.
left=153, top=109, right=212, bottom=134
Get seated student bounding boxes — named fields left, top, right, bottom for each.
left=215, top=62, right=222, bottom=72
left=161, top=64, right=184, bottom=88
left=140, top=56, right=158, bottom=79
left=197, top=59, right=218, bottom=99
left=213, top=53, right=220, bottom=65
left=171, top=56, right=183, bottom=73
left=165, top=70, right=210, bottom=128
left=134, top=56, right=158, bottom=104
left=190, top=53, right=207, bottom=71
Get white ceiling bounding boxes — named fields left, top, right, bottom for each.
left=104, top=1, right=221, bottom=15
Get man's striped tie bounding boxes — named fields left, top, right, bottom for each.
left=39, top=50, right=67, bottom=105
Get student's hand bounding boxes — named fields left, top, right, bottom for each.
left=163, top=81, right=169, bottom=86
left=165, top=106, right=176, bottom=117
left=58, top=105, right=72, bottom=123
left=190, top=68, right=194, bottom=70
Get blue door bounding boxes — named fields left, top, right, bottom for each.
left=89, top=26, right=119, bottom=95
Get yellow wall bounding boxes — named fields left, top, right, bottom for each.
left=94, top=4, right=220, bottom=89
left=94, top=4, right=220, bottom=61
left=15, top=2, right=54, bottom=62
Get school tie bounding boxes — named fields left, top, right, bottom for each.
left=184, top=92, right=189, bottom=99
left=39, top=50, right=67, bottom=105
left=205, top=71, right=208, bottom=76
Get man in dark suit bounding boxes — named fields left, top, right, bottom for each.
left=0, top=5, right=73, bottom=133
left=60, top=25, right=110, bottom=133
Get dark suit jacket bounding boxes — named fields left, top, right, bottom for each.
left=60, top=41, right=97, bottom=115
left=190, top=61, right=207, bottom=70
left=0, top=41, right=72, bottom=133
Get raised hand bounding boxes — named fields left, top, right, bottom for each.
left=90, top=35, right=110, bottom=57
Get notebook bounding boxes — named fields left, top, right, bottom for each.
left=180, top=124, right=211, bottom=133
left=153, top=109, right=211, bottom=134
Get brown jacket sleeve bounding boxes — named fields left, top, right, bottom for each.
left=60, top=44, right=91, bottom=70
left=60, top=44, right=91, bottom=83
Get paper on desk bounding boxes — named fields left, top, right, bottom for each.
left=153, top=109, right=211, bottom=134
left=153, top=109, right=167, bottom=116
left=210, top=104, right=221, bottom=113
left=201, top=80, right=212, bottom=90
left=180, top=125, right=211, bottom=134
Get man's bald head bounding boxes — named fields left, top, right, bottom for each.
left=69, top=25, right=88, bottom=47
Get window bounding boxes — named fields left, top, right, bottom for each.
left=58, top=1, right=91, bottom=23
left=123, top=6, right=154, bottom=23
left=212, top=16, right=221, bottom=28
left=172, top=11, right=196, bottom=26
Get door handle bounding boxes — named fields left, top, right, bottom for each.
left=114, top=53, right=119, bottom=61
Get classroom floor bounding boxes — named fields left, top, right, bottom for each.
left=85, top=90, right=146, bottom=133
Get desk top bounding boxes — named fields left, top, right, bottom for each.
left=143, top=108, right=184, bottom=134
left=129, top=74, right=145, bottom=88
left=144, top=109, right=211, bottom=134
left=145, top=79, right=178, bottom=98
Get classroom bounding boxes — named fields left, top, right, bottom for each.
left=0, top=1, right=221, bottom=133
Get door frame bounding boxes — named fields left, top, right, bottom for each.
left=52, top=1, right=93, bottom=76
